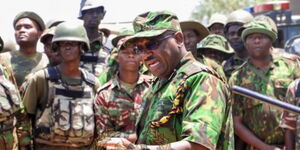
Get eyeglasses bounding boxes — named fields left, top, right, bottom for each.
left=124, top=33, right=174, bottom=55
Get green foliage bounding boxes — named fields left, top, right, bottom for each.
left=191, top=0, right=269, bottom=21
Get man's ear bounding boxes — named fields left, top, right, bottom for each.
left=174, top=32, right=184, bottom=46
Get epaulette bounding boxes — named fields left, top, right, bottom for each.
left=96, top=79, right=113, bottom=93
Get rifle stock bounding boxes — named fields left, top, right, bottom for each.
left=232, top=86, right=300, bottom=114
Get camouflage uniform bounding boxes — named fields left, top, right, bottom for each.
left=80, top=33, right=111, bottom=77
left=222, top=54, right=247, bottom=79
left=0, top=64, right=31, bottom=150
left=95, top=73, right=151, bottom=142
left=280, top=79, right=300, bottom=150
left=229, top=55, right=300, bottom=150
left=136, top=53, right=234, bottom=150
left=0, top=50, right=49, bottom=87
left=196, top=55, right=227, bottom=80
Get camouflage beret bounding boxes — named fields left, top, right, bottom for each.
left=131, top=10, right=181, bottom=39
left=112, top=28, right=134, bottom=47
left=13, top=11, right=45, bottom=31
left=198, top=34, right=234, bottom=54
left=241, top=20, right=277, bottom=42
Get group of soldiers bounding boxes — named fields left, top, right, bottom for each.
left=0, top=0, right=300, bottom=150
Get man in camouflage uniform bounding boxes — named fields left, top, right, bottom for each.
left=22, top=21, right=100, bottom=150
left=0, top=36, right=30, bottom=150
left=100, top=10, right=234, bottom=150
left=223, top=10, right=253, bottom=79
left=229, top=21, right=300, bottom=150
left=180, top=20, right=226, bottom=80
left=207, top=13, right=227, bottom=36
left=280, top=79, right=300, bottom=150
left=0, top=11, right=49, bottom=88
left=95, top=38, right=151, bottom=147
left=79, top=0, right=111, bottom=76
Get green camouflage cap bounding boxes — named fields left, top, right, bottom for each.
left=111, top=28, right=134, bottom=47
left=241, top=20, right=277, bottom=42
left=198, top=34, right=234, bottom=54
left=13, top=11, right=45, bottom=31
left=131, top=10, right=181, bottom=39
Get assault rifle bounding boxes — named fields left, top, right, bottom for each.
left=232, top=86, right=300, bottom=115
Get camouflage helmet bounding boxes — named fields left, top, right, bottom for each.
left=225, top=10, right=253, bottom=32
left=52, top=21, right=90, bottom=52
left=111, top=28, right=134, bottom=47
left=198, top=34, right=234, bottom=55
left=241, top=20, right=277, bottom=42
left=78, top=0, right=105, bottom=19
left=207, top=13, right=227, bottom=29
left=254, top=15, right=277, bottom=34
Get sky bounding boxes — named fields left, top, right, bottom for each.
left=0, top=0, right=199, bottom=43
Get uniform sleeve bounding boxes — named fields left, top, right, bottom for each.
left=181, top=73, right=233, bottom=149
left=280, top=80, right=298, bottom=130
left=94, top=90, right=130, bottom=143
left=22, top=70, right=46, bottom=115
left=15, top=102, right=31, bottom=146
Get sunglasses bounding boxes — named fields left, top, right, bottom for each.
left=123, top=33, right=175, bottom=54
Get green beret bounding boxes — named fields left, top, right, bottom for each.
left=241, top=20, right=277, bottom=42
left=13, top=11, right=45, bottom=31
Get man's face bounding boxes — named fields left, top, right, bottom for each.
left=131, top=32, right=182, bottom=78
left=14, top=18, right=42, bottom=45
left=226, top=24, right=243, bottom=50
left=183, top=29, right=199, bottom=54
left=201, top=49, right=226, bottom=63
left=209, top=23, right=225, bottom=36
left=82, top=7, right=105, bottom=28
left=58, top=41, right=81, bottom=62
left=43, top=36, right=62, bottom=66
left=117, top=46, right=141, bottom=73
left=245, top=33, right=272, bottom=59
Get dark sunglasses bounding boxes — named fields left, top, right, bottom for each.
left=123, top=33, right=175, bottom=55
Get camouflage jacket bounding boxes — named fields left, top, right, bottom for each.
left=0, top=50, right=49, bottom=87
left=95, top=73, right=151, bottom=141
left=229, top=55, right=300, bottom=149
left=223, top=54, right=248, bottom=79
left=80, top=33, right=111, bottom=76
left=196, top=55, right=227, bottom=81
left=0, top=64, right=30, bottom=149
left=280, top=78, right=300, bottom=150
left=136, top=53, right=234, bottom=150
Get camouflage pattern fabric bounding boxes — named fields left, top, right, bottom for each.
left=229, top=55, right=300, bottom=149
left=196, top=55, right=227, bottom=81
left=280, top=79, right=300, bottom=150
left=0, top=50, right=49, bottom=87
left=94, top=73, right=151, bottom=143
left=222, top=54, right=247, bottom=79
left=80, top=32, right=110, bottom=76
left=0, top=64, right=31, bottom=149
left=136, top=53, right=234, bottom=150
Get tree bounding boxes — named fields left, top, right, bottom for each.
left=191, top=0, right=269, bottom=22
